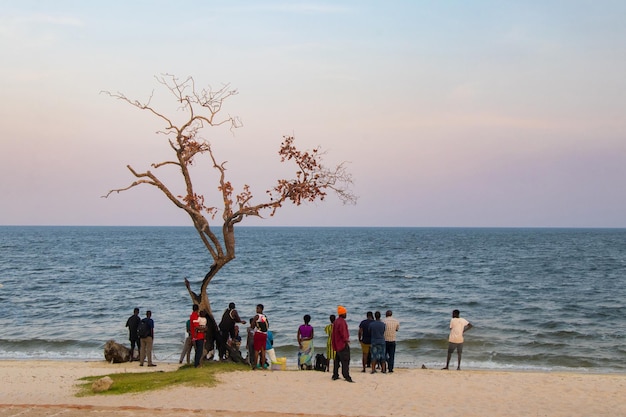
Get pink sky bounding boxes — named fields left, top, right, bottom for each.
left=1, top=2, right=625, bottom=227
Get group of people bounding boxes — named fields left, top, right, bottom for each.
left=178, top=302, right=270, bottom=369
left=125, top=308, right=156, bottom=367
left=320, top=307, right=399, bottom=382
left=126, top=304, right=473, bottom=376
left=323, top=306, right=472, bottom=382
left=357, top=309, right=400, bottom=374
left=291, top=307, right=399, bottom=381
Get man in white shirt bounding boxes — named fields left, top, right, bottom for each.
left=442, top=309, right=473, bottom=370
left=383, top=310, right=400, bottom=373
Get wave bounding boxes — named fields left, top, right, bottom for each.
left=1, top=226, right=625, bottom=372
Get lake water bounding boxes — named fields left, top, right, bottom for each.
left=0, top=226, right=624, bottom=373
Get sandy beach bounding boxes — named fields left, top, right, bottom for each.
left=0, top=360, right=624, bottom=417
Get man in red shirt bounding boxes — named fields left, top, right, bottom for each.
left=190, top=304, right=206, bottom=368
left=331, top=305, right=353, bottom=382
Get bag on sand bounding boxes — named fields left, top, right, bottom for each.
left=314, top=353, right=328, bottom=372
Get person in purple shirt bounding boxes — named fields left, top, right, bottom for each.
left=297, top=314, right=315, bottom=369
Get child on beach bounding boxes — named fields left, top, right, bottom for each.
left=195, top=311, right=208, bottom=334
left=232, top=325, right=242, bottom=352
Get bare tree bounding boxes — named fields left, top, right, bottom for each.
left=102, top=74, right=356, bottom=319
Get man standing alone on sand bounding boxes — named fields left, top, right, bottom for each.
left=442, top=309, right=473, bottom=370
left=383, top=310, right=400, bottom=373
left=125, top=307, right=141, bottom=361
left=331, top=305, right=353, bottom=382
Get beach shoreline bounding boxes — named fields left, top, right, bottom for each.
left=1, top=360, right=624, bottom=417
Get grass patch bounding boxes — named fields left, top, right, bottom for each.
left=77, top=361, right=249, bottom=396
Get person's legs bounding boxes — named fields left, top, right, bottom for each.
left=340, top=346, right=352, bottom=381
left=386, top=341, right=396, bottom=372
left=145, top=337, right=154, bottom=365
left=220, top=330, right=232, bottom=359
left=361, top=343, right=367, bottom=372
left=443, top=343, right=455, bottom=370
left=247, top=342, right=254, bottom=366
left=456, top=343, right=464, bottom=370
left=228, top=327, right=237, bottom=346
left=139, top=337, right=147, bottom=365
left=217, top=330, right=227, bottom=359
left=194, top=340, right=204, bottom=367
left=258, top=332, right=268, bottom=368
left=380, top=344, right=387, bottom=373
left=332, top=348, right=341, bottom=379
left=370, top=344, right=380, bottom=373
left=180, top=336, right=191, bottom=364
left=179, top=338, right=186, bottom=364
left=253, top=332, right=267, bottom=368
left=185, top=337, right=192, bottom=364
left=267, top=348, right=277, bottom=364
left=259, top=347, right=267, bottom=367
left=129, top=339, right=137, bottom=361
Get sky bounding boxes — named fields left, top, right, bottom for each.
left=1, top=1, right=625, bottom=227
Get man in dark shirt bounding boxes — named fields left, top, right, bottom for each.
left=218, top=302, right=246, bottom=360
left=139, top=310, right=156, bottom=367
left=358, top=311, right=374, bottom=372
left=368, top=311, right=387, bottom=374
left=125, top=307, right=141, bottom=361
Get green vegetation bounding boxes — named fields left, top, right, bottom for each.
left=77, top=362, right=249, bottom=396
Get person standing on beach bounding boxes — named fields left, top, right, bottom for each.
left=253, top=304, right=269, bottom=369
left=218, top=302, right=246, bottom=360
left=324, top=314, right=336, bottom=372
left=246, top=316, right=256, bottom=366
left=383, top=310, right=400, bottom=373
left=139, top=310, right=156, bottom=367
left=297, top=314, right=315, bottom=370
left=265, top=329, right=276, bottom=365
left=331, top=305, right=353, bottom=382
left=369, top=311, right=387, bottom=374
left=179, top=318, right=192, bottom=364
left=190, top=304, right=206, bottom=368
left=125, top=307, right=141, bottom=362
left=358, top=311, right=374, bottom=372
left=442, top=309, right=473, bottom=370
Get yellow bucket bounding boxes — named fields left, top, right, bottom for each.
left=271, top=357, right=287, bottom=371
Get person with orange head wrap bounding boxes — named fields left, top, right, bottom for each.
left=331, top=305, right=353, bottom=382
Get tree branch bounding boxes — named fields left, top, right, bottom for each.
left=104, top=75, right=356, bottom=317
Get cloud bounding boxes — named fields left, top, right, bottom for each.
left=0, top=13, right=84, bottom=50
left=16, top=14, right=84, bottom=27
left=221, top=2, right=351, bottom=14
